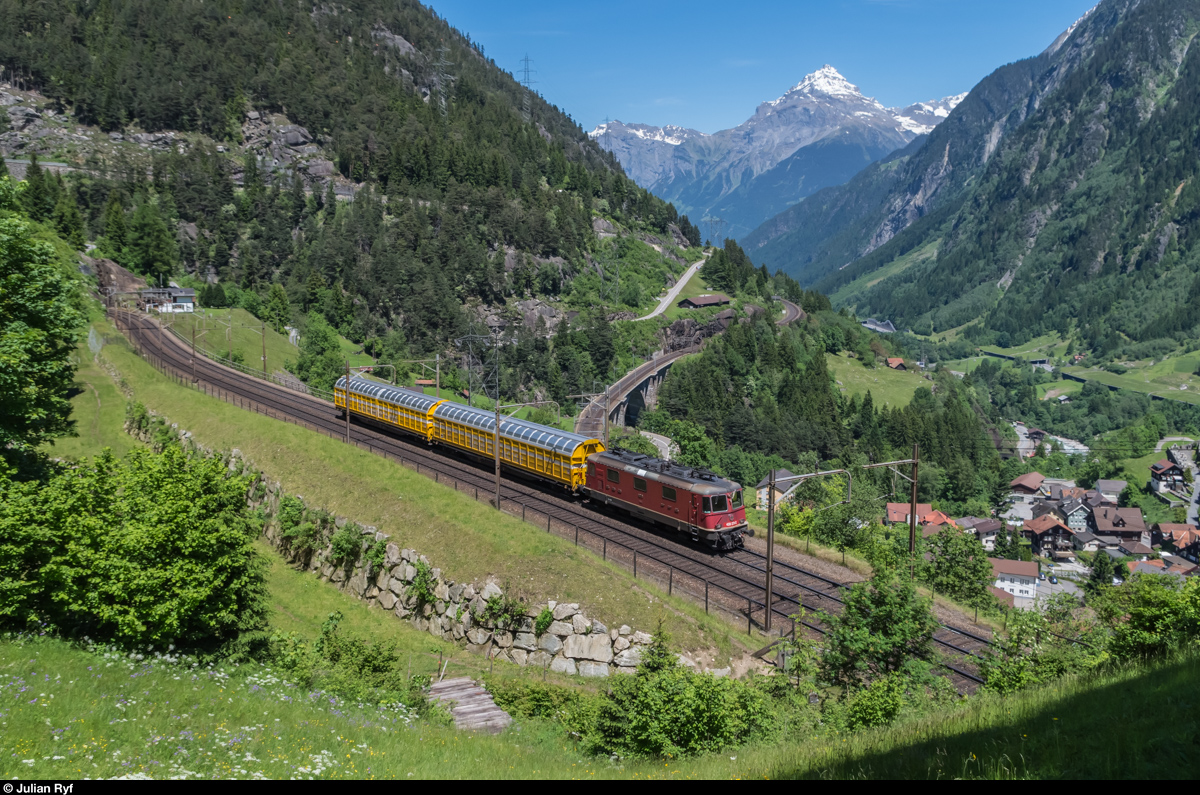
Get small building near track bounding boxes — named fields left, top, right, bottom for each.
left=677, top=293, right=731, bottom=309
left=140, top=287, right=195, bottom=313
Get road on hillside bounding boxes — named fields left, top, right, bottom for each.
left=778, top=298, right=804, bottom=325
left=637, top=254, right=707, bottom=321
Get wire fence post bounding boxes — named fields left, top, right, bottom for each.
left=705, top=581, right=709, bottom=614
left=574, top=526, right=578, bottom=546
left=633, top=552, right=637, bottom=578
left=747, top=600, right=752, bottom=635
left=668, top=568, right=673, bottom=596
left=602, top=539, right=606, bottom=560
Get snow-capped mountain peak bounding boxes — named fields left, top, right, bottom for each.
left=772, top=65, right=863, bottom=105
left=890, top=92, right=968, bottom=135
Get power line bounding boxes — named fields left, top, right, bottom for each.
left=518, top=54, right=536, bottom=123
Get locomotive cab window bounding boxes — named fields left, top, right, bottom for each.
left=662, top=486, right=677, bottom=502
left=731, top=490, right=743, bottom=509
left=633, top=477, right=647, bottom=492
left=606, top=468, right=620, bottom=484
left=587, top=463, right=595, bottom=477
left=704, top=495, right=729, bottom=513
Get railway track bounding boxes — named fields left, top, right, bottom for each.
left=109, top=308, right=990, bottom=691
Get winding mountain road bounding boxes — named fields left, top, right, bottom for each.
left=637, top=254, right=708, bottom=321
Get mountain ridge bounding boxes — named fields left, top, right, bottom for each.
left=590, top=66, right=964, bottom=238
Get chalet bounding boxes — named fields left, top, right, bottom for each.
left=1023, top=514, right=1073, bottom=560
left=885, top=502, right=935, bottom=526
left=677, top=293, right=731, bottom=309
left=1071, top=531, right=1101, bottom=553
left=1096, top=479, right=1128, bottom=503
left=755, top=469, right=795, bottom=510
left=1127, top=561, right=1186, bottom=582
left=886, top=358, right=907, bottom=371
left=1090, top=506, right=1149, bottom=546
left=1163, top=556, right=1198, bottom=575
left=1050, top=498, right=1091, bottom=531
left=1150, top=459, right=1186, bottom=494
left=1009, top=472, right=1045, bottom=502
left=959, top=517, right=1003, bottom=551
left=990, top=558, right=1039, bottom=606
left=1027, top=428, right=1049, bottom=445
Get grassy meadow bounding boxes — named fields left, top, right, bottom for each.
left=826, top=352, right=927, bottom=408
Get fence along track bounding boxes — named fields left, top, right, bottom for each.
left=108, top=308, right=985, bottom=690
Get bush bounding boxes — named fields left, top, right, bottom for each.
left=845, top=674, right=904, bottom=729
left=409, top=560, right=436, bottom=606
left=534, top=607, right=553, bottom=637
left=328, top=522, right=363, bottom=563
left=0, top=447, right=267, bottom=648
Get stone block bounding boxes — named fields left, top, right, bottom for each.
left=547, top=600, right=557, bottom=611
left=448, top=584, right=464, bottom=602
left=548, top=621, right=574, bottom=637
left=610, top=629, right=619, bottom=642
left=375, top=569, right=390, bottom=590
left=578, top=661, right=609, bottom=678
left=631, top=631, right=653, bottom=645
left=452, top=624, right=465, bottom=641
left=538, top=634, right=563, bottom=655
left=481, top=582, right=502, bottom=601
left=466, top=643, right=490, bottom=656
left=614, top=636, right=631, bottom=652
left=434, top=600, right=445, bottom=615
left=614, top=648, right=642, bottom=667
left=388, top=578, right=405, bottom=595
left=401, top=548, right=413, bottom=563
left=494, top=631, right=513, bottom=648
left=331, top=566, right=346, bottom=583
left=550, top=656, right=576, bottom=675
left=434, top=581, right=449, bottom=602
left=513, top=633, right=537, bottom=651
left=592, top=620, right=608, bottom=636
left=463, top=585, right=476, bottom=601
left=563, top=634, right=613, bottom=663
left=517, top=616, right=534, bottom=633
left=510, top=649, right=528, bottom=667
left=552, top=602, right=578, bottom=621
left=470, top=596, right=485, bottom=616
left=527, top=650, right=553, bottom=669
left=461, top=611, right=473, bottom=631
left=618, top=625, right=632, bottom=636
left=365, top=585, right=380, bottom=600
left=394, top=603, right=411, bottom=619
left=676, top=654, right=697, bottom=670
left=403, top=565, right=416, bottom=582
left=385, top=543, right=401, bottom=567
left=418, top=554, right=429, bottom=566
left=571, top=614, right=590, bottom=635
left=467, top=628, right=491, bottom=645
left=379, top=590, right=397, bottom=611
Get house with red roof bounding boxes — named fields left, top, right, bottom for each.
left=1009, top=472, right=1045, bottom=503
left=884, top=502, right=935, bottom=525
left=1150, top=459, right=1186, bottom=494
left=990, top=558, right=1039, bottom=606
left=1023, top=514, right=1073, bottom=559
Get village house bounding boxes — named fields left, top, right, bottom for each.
left=755, top=469, right=795, bottom=510
left=1023, top=514, right=1074, bottom=560
left=958, top=517, right=1003, bottom=551
left=1090, top=506, right=1149, bottom=547
left=990, top=558, right=1040, bottom=607
left=886, top=358, right=907, bottom=371
left=1009, top=472, right=1045, bottom=504
left=1150, top=459, right=1186, bottom=494
left=1071, top=531, right=1101, bottom=553
left=884, top=502, right=935, bottom=526
left=1157, top=523, right=1200, bottom=563
left=1096, top=479, right=1128, bottom=503
left=920, top=511, right=959, bottom=538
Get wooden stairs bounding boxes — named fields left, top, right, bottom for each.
left=428, top=677, right=513, bottom=734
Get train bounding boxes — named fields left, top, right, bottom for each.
left=334, top=376, right=748, bottom=549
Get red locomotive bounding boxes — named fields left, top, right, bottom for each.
left=583, top=448, right=748, bottom=550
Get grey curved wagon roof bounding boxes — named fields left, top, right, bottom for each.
left=337, top=376, right=442, bottom=413
left=433, top=401, right=596, bottom=456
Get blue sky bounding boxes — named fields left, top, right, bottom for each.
left=427, top=0, right=1100, bottom=134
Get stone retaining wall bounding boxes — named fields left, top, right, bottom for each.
left=123, top=407, right=663, bottom=678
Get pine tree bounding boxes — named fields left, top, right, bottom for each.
left=126, top=200, right=177, bottom=280
left=52, top=190, right=86, bottom=249
left=101, top=193, right=127, bottom=262
left=323, top=179, right=337, bottom=215
left=0, top=158, right=8, bottom=179
left=264, top=283, right=291, bottom=333
left=1087, top=551, right=1115, bottom=594
left=22, top=154, right=53, bottom=221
